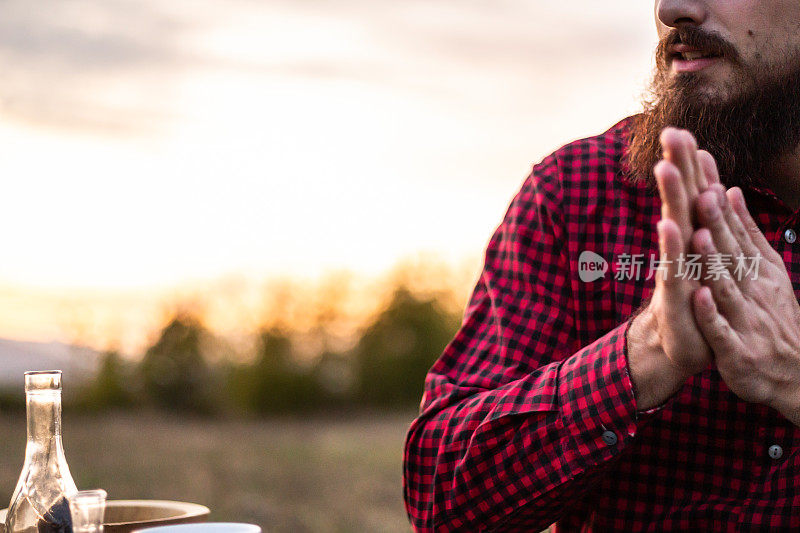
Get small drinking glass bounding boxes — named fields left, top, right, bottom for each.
left=68, top=489, right=107, bottom=533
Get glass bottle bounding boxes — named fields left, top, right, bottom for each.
left=5, top=371, right=78, bottom=533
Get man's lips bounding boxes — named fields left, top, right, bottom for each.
left=672, top=56, right=721, bottom=73
left=668, top=43, right=723, bottom=73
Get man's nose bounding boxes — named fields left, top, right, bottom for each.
left=656, top=0, right=707, bottom=28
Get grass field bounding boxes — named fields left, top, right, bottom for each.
left=0, top=411, right=416, bottom=532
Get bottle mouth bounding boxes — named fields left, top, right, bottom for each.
left=25, top=370, right=63, bottom=393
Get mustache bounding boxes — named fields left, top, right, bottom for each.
left=656, top=26, right=741, bottom=68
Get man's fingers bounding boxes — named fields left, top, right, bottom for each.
left=697, top=150, right=720, bottom=186
left=657, top=218, right=689, bottom=290
left=692, top=228, right=747, bottom=320
left=656, top=160, right=693, bottom=243
left=692, top=286, right=739, bottom=356
left=727, top=187, right=783, bottom=266
left=696, top=184, right=763, bottom=268
left=660, top=128, right=701, bottom=199
left=695, top=188, right=745, bottom=261
left=713, top=184, right=761, bottom=260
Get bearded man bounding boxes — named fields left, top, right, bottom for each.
left=403, top=1, right=800, bottom=531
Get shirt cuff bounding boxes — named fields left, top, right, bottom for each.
left=556, top=318, right=656, bottom=473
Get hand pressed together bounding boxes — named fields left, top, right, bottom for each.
left=632, top=127, right=800, bottom=426
left=627, top=128, right=718, bottom=410
left=690, top=173, right=800, bottom=426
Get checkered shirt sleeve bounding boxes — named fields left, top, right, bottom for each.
left=403, top=150, right=651, bottom=531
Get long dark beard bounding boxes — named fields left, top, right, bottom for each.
left=625, top=29, right=800, bottom=191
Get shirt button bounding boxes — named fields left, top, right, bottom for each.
left=785, top=229, right=797, bottom=244
left=601, top=430, right=618, bottom=446
left=769, top=444, right=784, bottom=460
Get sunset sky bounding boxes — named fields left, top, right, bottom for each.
left=0, top=1, right=657, bottom=350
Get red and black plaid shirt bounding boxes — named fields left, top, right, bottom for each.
left=403, top=116, right=800, bottom=531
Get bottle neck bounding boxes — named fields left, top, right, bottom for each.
left=20, top=387, right=76, bottom=494
left=26, top=390, right=62, bottom=442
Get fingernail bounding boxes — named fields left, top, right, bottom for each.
left=698, top=288, right=712, bottom=309
left=703, top=234, right=715, bottom=252
left=734, top=187, right=746, bottom=208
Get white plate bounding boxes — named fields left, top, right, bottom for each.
left=133, top=524, right=261, bottom=533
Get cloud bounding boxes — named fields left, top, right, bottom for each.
left=0, top=0, right=656, bottom=135
left=0, top=0, right=195, bottom=134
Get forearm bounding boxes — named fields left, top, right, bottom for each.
left=404, top=374, right=568, bottom=532
left=404, top=321, right=650, bottom=532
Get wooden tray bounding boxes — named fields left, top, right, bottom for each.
left=1, top=500, right=210, bottom=533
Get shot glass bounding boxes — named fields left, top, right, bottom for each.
left=68, top=489, right=108, bottom=533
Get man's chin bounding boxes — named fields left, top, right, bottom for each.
left=669, top=69, right=737, bottom=104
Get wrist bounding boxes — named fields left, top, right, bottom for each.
left=769, top=370, right=800, bottom=427
left=626, top=308, right=690, bottom=411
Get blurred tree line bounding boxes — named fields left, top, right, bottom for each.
left=71, top=282, right=463, bottom=415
